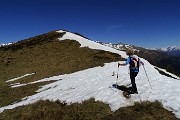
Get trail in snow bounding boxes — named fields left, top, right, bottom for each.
left=1, top=30, right=180, bottom=118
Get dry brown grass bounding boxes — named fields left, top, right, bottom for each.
left=0, top=99, right=178, bottom=120
left=107, top=101, right=178, bottom=120
left=0, top=30, right=121, bottom=108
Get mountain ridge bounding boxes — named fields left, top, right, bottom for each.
left=1, top=30, right=179, bottom=76
left=151, top=46, right=180, bottom=56
left=0, top=29, right=180, bottom=119
left=154, top=46, right=180, bottom=51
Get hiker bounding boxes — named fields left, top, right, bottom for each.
left=118, top=49, right=144, bottom=94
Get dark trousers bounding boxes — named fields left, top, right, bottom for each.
left=130, top=72, right=138, bottom=93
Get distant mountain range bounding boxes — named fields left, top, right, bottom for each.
left=151, top=46, right=180, bottom=56
left=96, top=42, right=180, bottom=76
left=95, top=42, right=136, bottom=51
left=154, top=46, right=180, bottom=51
left=98, top=42, right=180, bottom=56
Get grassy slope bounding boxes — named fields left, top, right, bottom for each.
left=0, top=31, right=120, bottom=83
left=0, top=31, right=178, bottom=119
left=0, top=31, right=120, bottom=107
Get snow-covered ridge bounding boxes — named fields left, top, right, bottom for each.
left=57, top=30, right=128, bottom=58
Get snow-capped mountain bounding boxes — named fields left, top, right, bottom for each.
left=154, top=46, right=180, bottom=56
left=96, top=41, right=139, bottom=52
left=0, top=30, right=180, bottom=118
left=155, top=46, right=180, bottom=52
left=0, top=43, right=13, bottom=47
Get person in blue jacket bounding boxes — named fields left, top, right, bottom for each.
left=118, top=49, right=144, bottom=94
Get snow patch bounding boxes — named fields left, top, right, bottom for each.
left=6, top=73, right=36, bottom=83
left=0, top=60, right=180, bottom=118
left=9, top=77, right=59, bottom=88
left=57, top=30, right=128, bottom=58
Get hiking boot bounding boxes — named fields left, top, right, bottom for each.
left=133, top=90, right=138, bottom=94
left=132, top=88, right=138, bottom=94
left=129, top=90, right=138, bottom=94
left=128, top=87, right=138, bottom=94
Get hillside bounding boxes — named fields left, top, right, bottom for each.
left=0, top=30, right=179, bottom=120
left=0, top=30, right=121, bottom=108
left=0, top=31, right=121, bottom=82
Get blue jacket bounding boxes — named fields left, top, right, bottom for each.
left=126, top=55, right=144, bottom=72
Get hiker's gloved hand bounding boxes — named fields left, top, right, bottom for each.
left=140, top=60, right=144, bottom=66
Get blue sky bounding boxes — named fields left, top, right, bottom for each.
left=0, top=0, right=180, bottom=48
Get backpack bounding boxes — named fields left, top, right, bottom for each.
left=129, top=55, right=140, bottom=70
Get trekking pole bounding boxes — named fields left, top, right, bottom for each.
left=116, top=64, right=120, bottom=88
left=143, top=65, right=153, bottom=90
